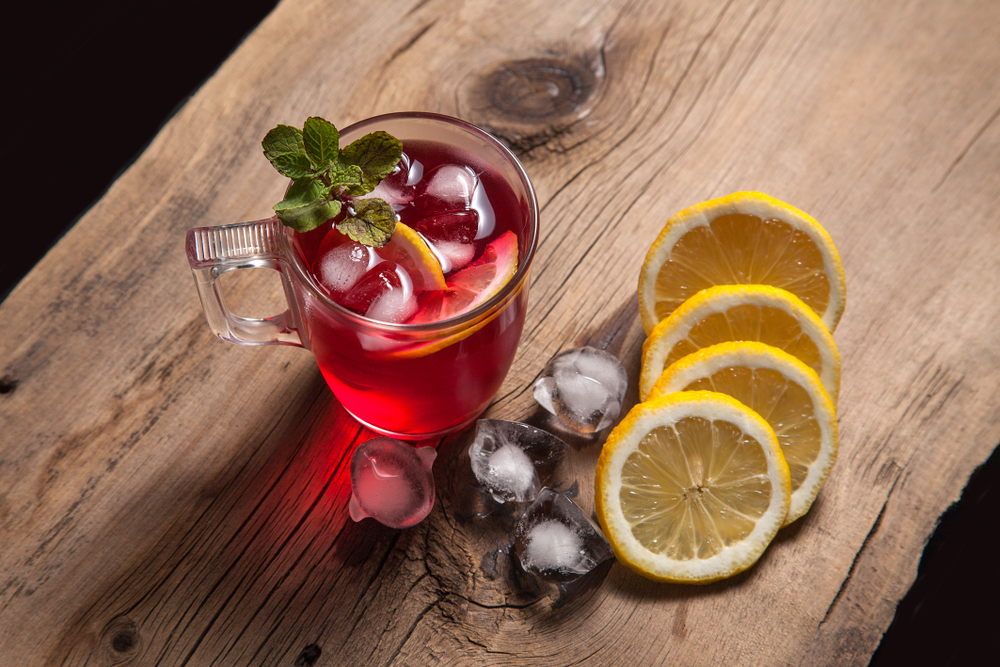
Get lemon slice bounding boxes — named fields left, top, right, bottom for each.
left=649, top=342, right=838, bottom=525
left=381, top=222, right=448, bottom=292
left=388, top=231, right=519, bottom=359
left=595, top=391, right=791, bottom=583
left=409, top=230, right=518, bottom=324
left=638, top=192, right=846, bottom=334
left=640, top=284, right=841, bottom=404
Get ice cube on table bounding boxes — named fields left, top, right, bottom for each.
left=515, top=488, right=614, bottom=582
left=470, top=420, right=569, bottom=504
left=533, top=346, right=628, bottom=434
left=417, top=164, right=479, bottom=213
left=349, top=437, right=436, bottom=529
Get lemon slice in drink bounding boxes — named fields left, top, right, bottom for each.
left=649, top=342, right=838, bottom=525
left=595, top=391, right=791, bottom=583
left=410, top=230, right=518, bottom=324
left=389, top=231, right=519, bottom=359
left=382, top=222, right=448, bottom=292
left=640, top=285, right=841, bottom=404
left=638, top=192, right=846, bottom=333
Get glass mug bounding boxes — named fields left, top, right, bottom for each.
left=186, top=112, right=539, bottom=439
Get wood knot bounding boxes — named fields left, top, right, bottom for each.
left=0, top=374, right=17, bottom=394
left=459, top=52, right=604, bottom=156
left=99, top=615, right=140, bottom=665
left=486, top=58, right=598, bottom=120
left=295, top=644, right=322, bottom=666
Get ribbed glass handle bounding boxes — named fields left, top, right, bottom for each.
left=185, top=217, right=303, bottom=347
left=187, top=217, right=285, bottom=266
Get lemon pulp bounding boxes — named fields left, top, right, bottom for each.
left=653, top=213, right=832, bottom=324
left=620, top=416, right=773, bottom=560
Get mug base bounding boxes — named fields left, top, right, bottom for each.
left=344, top=406, right=487, bottom=441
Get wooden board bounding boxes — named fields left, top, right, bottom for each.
left=2, top=0, right=999, bottom=664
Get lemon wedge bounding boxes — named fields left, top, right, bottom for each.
left=389, top=230, right=519, bottom=359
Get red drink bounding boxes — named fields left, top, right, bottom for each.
left=283, top=114, right=538, bottom=438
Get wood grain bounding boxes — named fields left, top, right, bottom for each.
left=2, top=0, right=999, bottom=665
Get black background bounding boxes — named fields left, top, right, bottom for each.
left=7, top=2, right=997, bottom=664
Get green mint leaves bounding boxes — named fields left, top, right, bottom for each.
left=339, top=199, right=397, bottom=247
left=262, top=117, right=403, bottom=245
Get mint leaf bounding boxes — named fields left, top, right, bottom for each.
left=275, top=177, right=327, bottom=210
left=338, top=198, right=396, bottom=247
left=263, top=125, right=311, bottom=178
left=276, top=198, right=342, bottom=233
left=303, top=117, right=339, bottom=169
left=327, top=164, right=363, bottom=188
left=262, top=119, right=403, bottom=246
left=340, top=131, right=403, bottom=194
left=274, top=177, right=341, bottom=233
left=270, top=153, right=315, bottom=179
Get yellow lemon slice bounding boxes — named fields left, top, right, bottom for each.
left=595, top=391, right=791, bottom=583
left=640, top=284, right=840, bottom=404
left=388, top=231, right=519, bottom=359
left=649, top=342, right=838, bottom=525
left=382, top=222, right=448, bottom=292
left=638, top=192, right=846, bottom=334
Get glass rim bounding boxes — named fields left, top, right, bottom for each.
left=284, top=111, right=539, bottom=335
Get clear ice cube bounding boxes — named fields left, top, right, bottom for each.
left=533, top=346, right=628, bottom=433
left=413, top=210, right=479, bottom=244
left=428, top=240, right=475, bottom=273
left=412, top=210, right=478, bottom=272
left=469, top=420, right=568, bottom=504
left=318, top=240, right=377, bottom=295
left=349, top=437, right=436, bottom=529
left=418, top=164, right=478, bottom=213
left=365, top=264, right=417, bottom=323
left=515, top=488, right=614, bottom=582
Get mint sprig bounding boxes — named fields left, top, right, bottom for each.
left=262, top=117, right=403, bottom=245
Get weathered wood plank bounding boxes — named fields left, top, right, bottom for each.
left=2, top=0, right=999, bottom=665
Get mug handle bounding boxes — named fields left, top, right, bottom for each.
left=185, top=217, right=304, bottom=347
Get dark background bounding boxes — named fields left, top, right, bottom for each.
left=6, top=2, right=997, bottom=664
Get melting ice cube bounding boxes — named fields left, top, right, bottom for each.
left=318, top=240, right=378, bottom=296
left=412, top=210, right=479, bottom=272
left=418, top=164, right=479, bottom=213
left=533, top=346, right=628, bottom=434
left=349, top=437, right=436, bottom=529
left=514, top=488, right=614, bottom=582
left=365, top=264, right=417, bottom=323
left=469, top=420, right=568, bottom=504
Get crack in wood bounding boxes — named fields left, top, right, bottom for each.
left=386, top=20, right=438, bottom=69
left=819, top=472, right=901, bottom=627
left=933, top=104, right=1000, bottom=192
